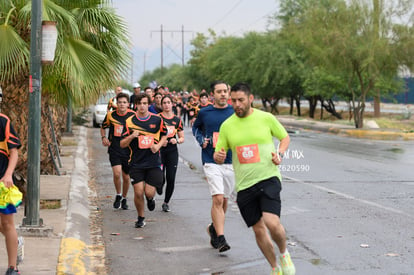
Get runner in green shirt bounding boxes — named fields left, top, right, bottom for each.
left=214, top=82, right=295, bottom=275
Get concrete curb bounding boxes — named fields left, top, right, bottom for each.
left=278, top=116, right=414, bottom=140
left=57, top=126, right=92, bottom=274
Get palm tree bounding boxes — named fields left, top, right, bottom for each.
left=0, top=0, right=130, bottom=176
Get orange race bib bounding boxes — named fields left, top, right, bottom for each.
left=138, top=135, right=154, bottom=149
left=236, top=144, right=260, bottom=164
left=114, top=124, right=123, bottom=137
left=166, top=125, right=176, bottom=138
left=212, top=132, right=219, bottom=148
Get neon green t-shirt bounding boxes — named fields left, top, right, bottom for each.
left=215, top=108, right=288, bottom=192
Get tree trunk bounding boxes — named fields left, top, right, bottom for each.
left=348, top=101, right=353, bottom=121
left=2, top=77, right=29, bottom=176
left=354, top=105, right=365, bottom=128
left=321, top=99, right=342, bottom=119
left=308, top=96, right=318, bottom=118
left=270, top=98, right=279, bottom=114
left=2, top=77, right=66, bottom=179
left=295, top=96, right=301, bottom=116
left=261, top=97, right=269, bottom=111
left=320, top=99, right=324, bottom=120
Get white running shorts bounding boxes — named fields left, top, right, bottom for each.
left=203, top=163, right=235, bottom=198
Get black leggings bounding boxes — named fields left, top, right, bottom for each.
left=161, top=148, right=179, bottom=203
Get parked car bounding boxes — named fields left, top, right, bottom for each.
left=92, top=91, right=114, bottom=128
left=91, top=89, right=133, bottom=128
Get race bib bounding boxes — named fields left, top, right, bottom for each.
left=138, top=135, right=154, bottom=149
left=236, top=144, right=260, bottom=164
left=114, top=124, right=123, bottom=137
left=166, top=125, right=176, bottom=138
left=212, top=132, right=219, bottom=148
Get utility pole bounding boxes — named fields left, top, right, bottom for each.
left=161, top=24, right=164, bottom=73
left=143, top=52, right=146, bottom=75
left=181, top=25, right=185, bottom=66
left=23, top=0, right=42, bottom=227
left=151, top=25, right=193, bottom=73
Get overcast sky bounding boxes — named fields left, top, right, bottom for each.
left=111, top=0, right=279, bottom=82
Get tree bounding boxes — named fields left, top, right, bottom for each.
left=281, top=0, right=414, bottom=128
left=303, top=67, right=351, bottom=119
left=0, top=0, right=130, bottom=176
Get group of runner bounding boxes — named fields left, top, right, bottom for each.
left=100, top=81, right=296, bottom=275
left=101, top=86, right=185, bottom=227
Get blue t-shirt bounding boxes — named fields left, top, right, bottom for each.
left=192, top=104, right=233, bottom=164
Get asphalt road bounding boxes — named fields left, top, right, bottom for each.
left=90, top=125, right=414, bottom=274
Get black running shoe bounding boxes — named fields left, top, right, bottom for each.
left=147, top=197, right=155, bottom=211
left=207, top=223, right=219, bottom=249
left=113, top=195, right=122, bottom=209
left=217, top=235, right=230, bottom=252
left=121, top=198, right=128, bottom=210
left=5, top=267, right=20, bottom=275
left=135, top=216, right=146, bottom=228
left=162, top=202, right=170, bottom=212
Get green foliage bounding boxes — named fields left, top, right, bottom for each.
left=0, top=0, right=131, bottom=107
left=139, top=0, right=414, bottom=127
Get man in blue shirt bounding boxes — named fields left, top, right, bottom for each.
left=192, top=80, right=234, bottom=252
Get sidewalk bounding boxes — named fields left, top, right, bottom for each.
left=0, top=126, right=95, bottom=275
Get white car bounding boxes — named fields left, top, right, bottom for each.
left=92, top=91, right=114, bottom=128
left=91, top=89, right=132, bottom=128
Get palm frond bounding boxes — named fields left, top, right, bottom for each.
left=0, top=25, right=29, bottom=83
left=43, top=37, right=118, bottom=106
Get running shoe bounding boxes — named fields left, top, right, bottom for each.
left=121, top=198, right=128, bottom=210
left=113, top=195, right=122, bottom=209
left=270, top=266, right=282, bottom=275
left=206, top=223, right=219, bottom=249
left=162, top=202, right=170, bottom=212
left=135, top=216, right=146, bottom=228
left=17, top=236, right=24, bottom=265
left=280, top=251, right=296, bottom=275
left=5, top=267, right=20, bottom=275
left=146, top=197, right=155, bottom=211
left=216, top=235, right=230, bottom=252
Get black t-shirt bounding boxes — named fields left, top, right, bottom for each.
left=123, top=113, right=167, bottom=168
left=0, top=114, right=21, bottom=177
left=159, top=113, right=183, bottom=152
left=101, top=109, right=135, bottom=156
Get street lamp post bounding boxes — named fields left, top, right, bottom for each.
left=23, top=0, right=42, bottom=227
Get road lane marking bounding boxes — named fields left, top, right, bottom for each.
left=156, top=245, right=208, bottom=252
left=286, top=176, right=413, bottom=219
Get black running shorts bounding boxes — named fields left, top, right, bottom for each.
left=109, top=151, right=130, bottom=174
left=129, top=167, right=163, bottom=188
left=236, top=177, right=282, bottom=227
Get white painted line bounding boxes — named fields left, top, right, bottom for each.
left=156, top=245, right=207, bottom=253
left=286, top=176, right=414, bottom=219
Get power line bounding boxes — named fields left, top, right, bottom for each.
left=210, top=0, right=244, bottom=29
left=150, top=25, right=193, bottom=73
left=230, top=7, right=279, bottom=36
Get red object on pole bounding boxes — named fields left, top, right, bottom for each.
left=29, top=75, right=33, bottom=93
